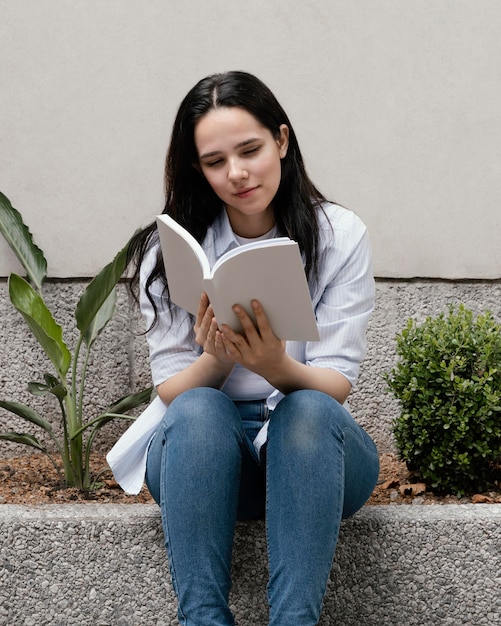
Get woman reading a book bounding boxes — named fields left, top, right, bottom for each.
left=110, top=71, right=379, bottom=626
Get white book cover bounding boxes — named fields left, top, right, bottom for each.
left=156, top=214, right=319, bottom=341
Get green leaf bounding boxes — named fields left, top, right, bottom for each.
left=70, top=387, right=153, bottom=440
left=27, top=374, right=67, bottom=400
left=0, top=191, right=47, bottom=291
left=27, top=381, right=52, bottom=396
left=0, top=399, right=55, bottom=433
left=75, top=242, right=128, bottom=340
left=0, top=431, right=47, bottom=452
left=8, top=274, right=71, bottom=377
left=82, top=288, right=117, bottom=347
left=70, top=412, right=136, bottom=440
left=107, top=387, right=154, bottom=413
left=43, top=373, right=68, bottom=400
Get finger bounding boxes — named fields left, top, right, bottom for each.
left=201, top=319, right=218, bottom=357
left=250, top=299, right=276, bottom=338
left=220, top=320, right=249, bottom=352
left=196, top=306, right=217, bottom=349
left=232, top=304, right=260, bottom=340
left=195, top=292, right=210, bottom=328
left=206, top=316, right=218, bottom=341
left=215, top=329, right=234, bottom=357
left=201, top=304, right=216, bottom=334
left=220, top=330, right=241, bottom=358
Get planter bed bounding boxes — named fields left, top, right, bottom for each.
left=1, top=503, right=500, bottom=626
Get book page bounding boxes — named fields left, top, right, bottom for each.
left=211, top=237, right=292, bottom=275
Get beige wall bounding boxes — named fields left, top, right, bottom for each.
left=1, top=0, right=500, bottom=279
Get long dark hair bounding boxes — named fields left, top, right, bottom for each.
left=128, top=71, right=327, bottom=324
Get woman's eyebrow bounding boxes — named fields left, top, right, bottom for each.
left=235, top=138, right=260, bottom=149
left=199, top=138, right=260, bottom=160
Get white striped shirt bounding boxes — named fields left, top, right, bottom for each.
left=108, top=202, right=374, bottom=493
left=141, top=202, right=375, bottom=405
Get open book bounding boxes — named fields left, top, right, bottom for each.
left=156, top=214, right=319, bottom=341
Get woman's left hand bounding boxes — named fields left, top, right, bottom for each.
left=220, top=300, right=287, bottom=378
left=221, top=299, right=352, bottom=403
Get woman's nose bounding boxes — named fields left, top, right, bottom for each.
left=228, top=158, right=248, bottom=181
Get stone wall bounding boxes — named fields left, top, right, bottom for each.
left=1, top=279, right=500, bottom=457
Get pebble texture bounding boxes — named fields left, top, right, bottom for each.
left=0, top=504, right=500, bottom=625
left=1, top=279, right=500, bottom=456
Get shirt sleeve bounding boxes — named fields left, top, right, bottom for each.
left=139, top=245, right=201, bottom=387
left=303, top=207, right=375, bottom=387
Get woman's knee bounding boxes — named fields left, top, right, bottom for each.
left=269, top=390, right=346, bottom=455
left=271, top=389, right=346, bottom=429
left=169, top=387, right=232, bottom=416
left=268, top=390, right=375, bottom=467
left=165, top=387, right=241, bottom=437
left=146, top=389, right=243, bottom=502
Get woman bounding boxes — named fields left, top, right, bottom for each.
left=113, top=71, right=379, bottom=626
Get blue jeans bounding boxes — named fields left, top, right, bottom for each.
left=146, top=387, right=379, bottom=626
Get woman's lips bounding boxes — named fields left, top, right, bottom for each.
left=235, top=186, right=258, bottom=199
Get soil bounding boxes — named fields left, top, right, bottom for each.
left=0, top=453, right=155, bottom=505
left=0, top=452, right=499, bottom=506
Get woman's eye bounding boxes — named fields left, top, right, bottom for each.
left=243, top=146, right=259, bottom=156
left=206, top=159, right=223, bottom=168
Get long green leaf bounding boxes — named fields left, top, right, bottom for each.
left=8, top=274, right=71, bottom=377
left=107, top=387, right=154, bottom=413
left=0, top=432, right=64, bottom=482
left=0, top=191, right=47, bottom=291
left=75, top=242, right=128, bottom=339
left=82, top=288, right=117, bottom=347
left=70, top=388, right=152, bottom=440
left=0, top=399, right=55, bottom=433
left=70, top=412, right=136, bottom=439
left=0, top=431, right=47, bottom=452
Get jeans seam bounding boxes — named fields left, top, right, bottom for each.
left=159, top=432, right=188, bottom=625
left=340, top=425, right=379, bottom=458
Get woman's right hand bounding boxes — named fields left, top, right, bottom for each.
left=157, top=293, right=235, bottom=404
left=194, top=293, right=234, bottom=365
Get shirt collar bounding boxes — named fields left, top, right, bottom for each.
left=210, top=209, right=240, bottom=259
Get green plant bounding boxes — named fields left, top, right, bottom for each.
left=385, top=304, right=501, bottom=496
left=0, top=191, right=152, bottom=490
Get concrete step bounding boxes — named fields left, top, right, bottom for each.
left=1, top=504, right=500, bottom=625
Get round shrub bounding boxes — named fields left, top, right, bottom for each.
left=385, top=304, right=501, bottom=496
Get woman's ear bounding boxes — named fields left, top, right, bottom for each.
left=277, top=124, right=289, bottom=158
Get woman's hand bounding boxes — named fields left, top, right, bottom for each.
left=220, top=300, right=287, bottom=378
left=194, top=293, right=234, bottom=365
left=220, top=299, right=352, bottom=403
left=157, top=293, right=236, bottom=405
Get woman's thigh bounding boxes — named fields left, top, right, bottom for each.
left=145, top=388, right=245, bottom=504
left=145, top=390, right=267, bottom=513
left=268, top=390, right=379, bottom=518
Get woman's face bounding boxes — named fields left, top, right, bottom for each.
left=194, top=107, right=289, bottom=237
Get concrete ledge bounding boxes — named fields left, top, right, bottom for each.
left=1, top=504, right=500, bottom=625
